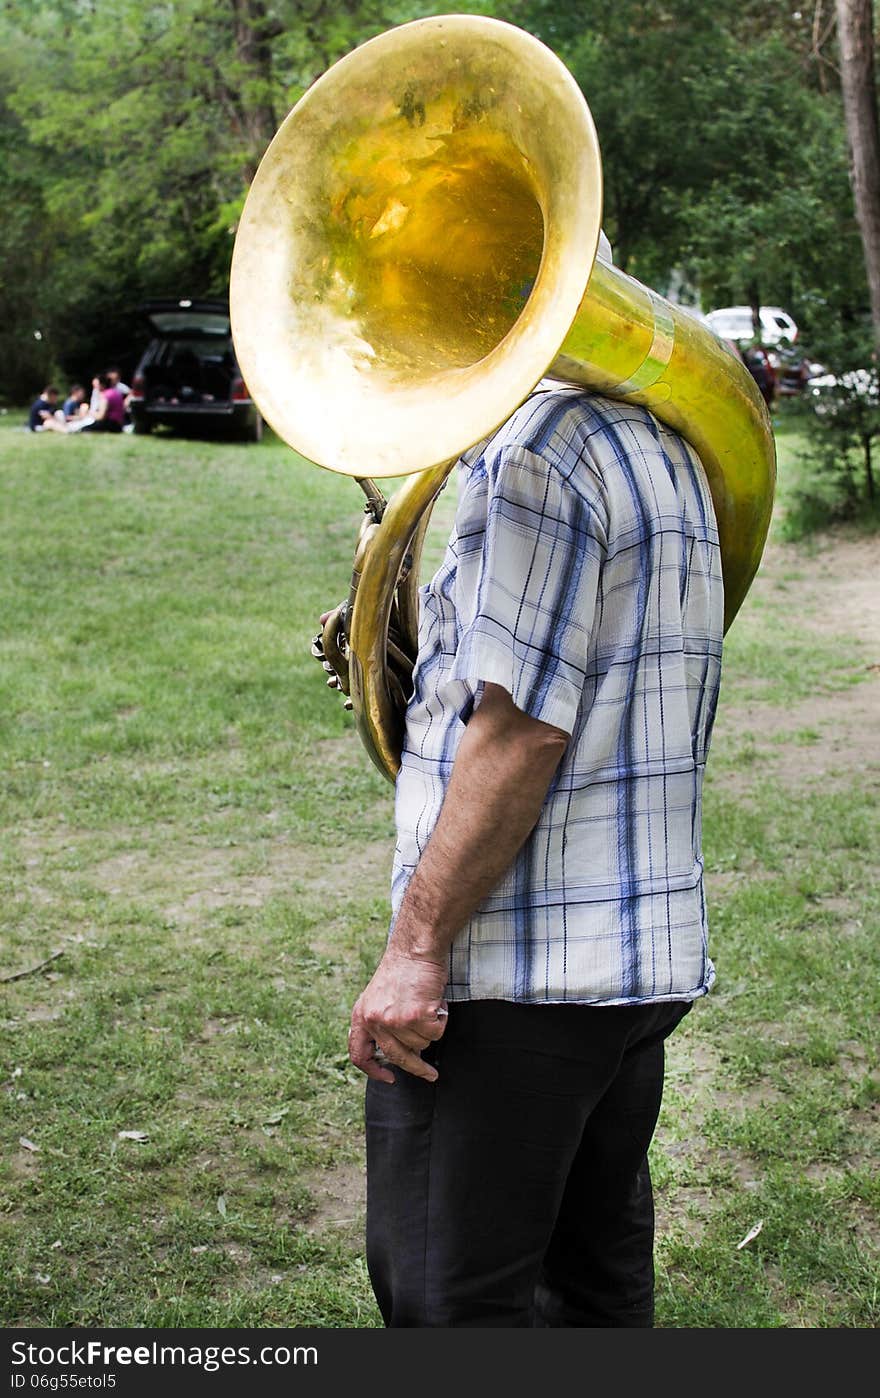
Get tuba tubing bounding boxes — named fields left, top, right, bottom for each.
left=230, top=15, right=776, bottom=782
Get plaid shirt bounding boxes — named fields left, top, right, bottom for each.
left=391, top=388, right=724, bottom=1004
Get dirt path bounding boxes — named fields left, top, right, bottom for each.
left=712, top=533, right=880, bottom=793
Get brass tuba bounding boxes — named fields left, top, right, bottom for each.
left=230, top=14, right=776, bottom=782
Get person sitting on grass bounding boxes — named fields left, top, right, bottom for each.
left=106, top=367, right=134, bottom=428
left=106, top=367, right=131, bottom=400
left=80, top=375, right=126, bottom=433
left=62, top=384, right=88, bottom=421
left=27, top=386, right=67, bottom=434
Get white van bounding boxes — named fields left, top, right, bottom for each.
left=704, top=306, right=798, bottom=346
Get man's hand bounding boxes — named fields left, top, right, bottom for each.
left=348, top=946, right=448, bottom=1085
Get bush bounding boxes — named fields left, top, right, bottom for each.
left=783, top=360, right=880, bottom=538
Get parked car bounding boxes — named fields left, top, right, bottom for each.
left=704, top=305, right=799, bottom=347
left=128, top=299, right=262, bottom=441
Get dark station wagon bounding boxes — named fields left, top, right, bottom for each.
left=128, top=298, right=263, bottom=441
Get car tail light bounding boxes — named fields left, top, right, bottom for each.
left=131, top=373, right=146, bottom=397
left=231, top=376, right=250, bottom=401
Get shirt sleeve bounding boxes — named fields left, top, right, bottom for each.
left=441, top=445, right=607, bottom=735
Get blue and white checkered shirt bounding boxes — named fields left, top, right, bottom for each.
left=391, top=387, right=724, bottom=1005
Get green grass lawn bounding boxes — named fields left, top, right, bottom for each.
left=1, top=418, right=877, bottom=1327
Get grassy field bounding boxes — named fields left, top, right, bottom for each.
left=1, top=411, right=877, bottom=1327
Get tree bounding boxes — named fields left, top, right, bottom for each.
left=680, top=36, right=863, bottom=352
left=0, top=32, right=68, bottom=400
left=834, top=0, right=880, bottom=350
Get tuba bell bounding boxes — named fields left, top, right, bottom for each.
left=230, top=14, right=776, bottom=782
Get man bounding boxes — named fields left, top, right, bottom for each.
left=106, top=367, right=133, bottom=426
left=28, top=385, right=67, bottom=433
left=743, top=343, right=777, bottom=410
left=345, top=353, right=724, bottom=1327
left=62, top=384, right=87, bottom=421
left=106, top=367, right=132, bottom=398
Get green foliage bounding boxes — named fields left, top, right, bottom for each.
left=0, top=41, right=65, bottom=396
left=780, top=322, right=880, bottom=536
left=684, top=72, right=860, bottom=337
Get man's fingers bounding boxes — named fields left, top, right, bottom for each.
left=348, top=1022, right=394, bottom=1084
left=373, top=1031, right=438, bottom=1084
left=385, top=1025, right=431, bottom=1052
left=349, top=1018, right=436, bottom=1085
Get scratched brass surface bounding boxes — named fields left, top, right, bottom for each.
left=230, top=14, right=776, bottom=782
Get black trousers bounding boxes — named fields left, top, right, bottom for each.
left=80, top=419, right=122, bottom=433
left=365, top=997, right=690, bottom=1328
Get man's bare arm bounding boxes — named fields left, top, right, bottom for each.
left=393, top=683, right=569, bottom=957
left=349, top=682, right=569, bottom=1083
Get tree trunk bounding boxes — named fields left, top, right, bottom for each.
left=835, top=0, right=880, bottom=351
left=231, top=0, right=280, bottom=182
left=748, top=283, right=762, bottom=343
